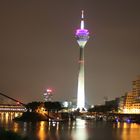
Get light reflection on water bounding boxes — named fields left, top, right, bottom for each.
left=37, top=121, right=47, bottom=140
left=113, top=122, right=140, bottom=140
left=1, top=113, right=140, bottom=140
left=71, top=118, right=88, bottom=140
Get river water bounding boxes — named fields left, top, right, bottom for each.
left=0, top=113, right=140, bottom=140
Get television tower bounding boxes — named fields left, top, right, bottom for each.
left=75, top=10, right=89, bottom=110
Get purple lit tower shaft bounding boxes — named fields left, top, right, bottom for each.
left=76, top=11, right=89, bottom=110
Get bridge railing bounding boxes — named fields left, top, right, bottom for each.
left=0, top=104, right=26, bottom=112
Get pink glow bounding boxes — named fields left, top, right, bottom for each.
left=76, top=29, right=89, bottom=36
left=47, top=88, right=52, bottom=93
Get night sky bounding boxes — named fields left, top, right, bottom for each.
left=0, top=0, right=140, bottom=105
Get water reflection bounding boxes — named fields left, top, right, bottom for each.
left=71, top=118, right=88, bottom=140
left=13, top=122, right=20, bottom=132
left=1, top=113, right=140, bottom=140
left=38, top=121, right=47, bottom=140
left=114, top=122, right=140, bottom=140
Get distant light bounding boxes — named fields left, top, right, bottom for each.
left=116, top=118, right=119, bottom=123
left=47, top=88, right=52, bottom=93
left=63, top=101, right=69, bottom=108
left=16, top=102, right=20, bottom=105
left=126, top=118, right=131, bottom=123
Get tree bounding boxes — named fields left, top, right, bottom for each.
left=44, top=101, right=62, bottom=115
left=88, top=105, right=113, bottom=113
left=26, top=102, right=42, bottom=112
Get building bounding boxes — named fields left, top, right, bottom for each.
left=75, top=11, right=89, bottom=110
left=119, top=76, right=140, bottom=114
left=123, top=92, right=137, bottom=113
left=118, top=96, right=125, bottom=113
left=132, top=76, right=140, bottom=95
left=43, top=88, right=53, bottom=101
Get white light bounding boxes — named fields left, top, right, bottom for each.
left=81, top=20, right=84, bottom=29
left=63, top=101, right=69, bottom=107
left=81, top=10, right=84, bottom=29
left=77, top=65, right=85, bottom=109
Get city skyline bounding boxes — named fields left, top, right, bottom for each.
left=0, top=0, right=140, bottom=105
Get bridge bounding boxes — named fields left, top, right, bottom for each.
left=0, top=92, right=26, bottom=113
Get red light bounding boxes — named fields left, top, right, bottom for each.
left=16, top=102, right=20, bottom=105
left=47, top=88, right=52, bottom=93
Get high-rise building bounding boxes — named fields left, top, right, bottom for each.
left=132, top=75, right=140, bottom=95
left=75, top=11, right=89, bottom=110
left=119, top=76, right=140, bottom=114
left=43, top=88, right=53, bottom=101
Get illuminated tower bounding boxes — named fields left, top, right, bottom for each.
left=75, top=10, right=89, bottom=110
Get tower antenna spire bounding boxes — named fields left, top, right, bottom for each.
left=82, top=10, right=84, bottom=19
left=81, top=10, right=84, bottom=29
